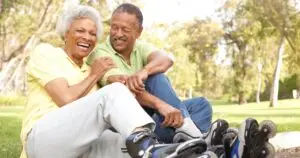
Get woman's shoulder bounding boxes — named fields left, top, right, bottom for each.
left=30, top=43, right=65, bottom=59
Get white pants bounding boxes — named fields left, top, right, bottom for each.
left=26, top=83, right=155, bottom=158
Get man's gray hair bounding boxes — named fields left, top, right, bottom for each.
left=56, top=5, right=103, bottom=41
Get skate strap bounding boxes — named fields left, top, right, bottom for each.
left=165, top=139, right=206, bottom=158
left=142, top=144, right=170, bottom=158
left=132, top=129, right=154, bottom=143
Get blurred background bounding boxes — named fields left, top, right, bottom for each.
left=0, top=0, right=300, bottom=157
left=0, top=0, right=300, bottom=106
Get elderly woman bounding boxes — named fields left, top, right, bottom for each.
left=20, top=5, right=206, bottom=158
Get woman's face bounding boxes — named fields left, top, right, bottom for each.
left=64, top=17, right=97, bottom=59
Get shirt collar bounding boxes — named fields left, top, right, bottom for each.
left=61, top=48, right=89, bottom=72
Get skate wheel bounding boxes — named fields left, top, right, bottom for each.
left=261, top=142, right=275, bottom=158
left=222, top=127, right=238, bottom=144
left=259, top=120, right=277, bottom=139
left=227, top=127, right=238, bottom=135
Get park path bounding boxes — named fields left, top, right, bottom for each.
left=270, top=131, right=300, bottom=150
left=272, top=132, right=300, bottom=158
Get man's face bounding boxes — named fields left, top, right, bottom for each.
left=110, top=12, right=142, bottom=55
left=64, top=17, right=97, bottom=59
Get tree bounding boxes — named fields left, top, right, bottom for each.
left=182, top=19, right=224, bottom=98
left=220, top=0, right=263, bottom=104
left=246, top=0, right=299, bottom=107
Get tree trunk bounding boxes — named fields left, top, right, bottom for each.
left=256, top=74, right=262, bottom=104
left=256, top=63, right=263, bottom=103
left=188, top=88, right=193, bottom=98
left=0, top=35, right=39, bottom=94
left=270, top=35, right=285, bottom=107
left=238, top=91, right=246, bottom=105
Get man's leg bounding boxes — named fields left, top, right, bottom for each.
left=145, top=73, right=190, bottom=117
left=182, top=97, right=213, bottom=133
left=26, top=83, right=154, bottom=158
left=144, top=73, right=202, bottom=143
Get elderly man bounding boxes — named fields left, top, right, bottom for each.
left=87, top=3, right=222, bottom=144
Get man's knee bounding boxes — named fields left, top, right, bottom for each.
left=145, top=73, right=171, bottom=92
left=194, top=97, right=213, bottom=115
left=146, top=73, right=168, bottom=83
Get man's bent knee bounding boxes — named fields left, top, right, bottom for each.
left=147, top=73, right=167, bottom=81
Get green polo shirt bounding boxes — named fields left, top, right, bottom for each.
left=87, top=37, right=157, bottom=86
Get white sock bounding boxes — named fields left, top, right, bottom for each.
left=176, top=117, right=203, bottom=138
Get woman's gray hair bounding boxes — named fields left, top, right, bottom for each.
left=56, top=5, right=103, bottom=41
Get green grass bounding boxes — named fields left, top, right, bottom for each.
left=0, top=99, right=300, bottom=157
left=213, top=99, right=300, bottom=132
left=0, top=106, right=23, bottom=158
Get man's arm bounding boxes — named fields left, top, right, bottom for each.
left=143, top=51, right=174, bottom=75
left=105, top=73, right=183, bottom=128
left=127, top=51, right=173, bottom=93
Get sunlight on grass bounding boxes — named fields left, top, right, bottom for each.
left=213, top=99, right=300, bottom=132
left=0, top=99, right=299, bottom=158
left=0, top=117, right=22, bottom=158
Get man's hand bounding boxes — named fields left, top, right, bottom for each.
left=127, top=69, right=148, bottom=94
left=157, top=103, right=184, bottom=128
left=90, top=57, right=116, bottom=80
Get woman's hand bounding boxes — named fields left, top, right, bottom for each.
left=90, top=57, right=116, bottom=80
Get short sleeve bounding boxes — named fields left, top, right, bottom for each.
left=27, top=43, right=65, bottom=86
left=138, top=41, right=157, bottom=65
left=86, top=44, right=110, bottom=65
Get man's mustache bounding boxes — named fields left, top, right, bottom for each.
left=113, top=36, right=127, bottom=41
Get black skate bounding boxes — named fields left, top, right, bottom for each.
left=227, top=118, right=276, bottom=158
left=126, top=129, right=207, bottom=158
left=223, top=127, right=238, bottom=158
left=203, top=119, right=229, bottom=147
left=173, top=119, right=229, bottom=147
left=187, top=151, right=218, bottom=158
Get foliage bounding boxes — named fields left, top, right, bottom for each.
left=0, top=0, right=299, bottom=103
left=183, top=19, right=224, bottom=98
left=0, top=95, right=27, bottom=106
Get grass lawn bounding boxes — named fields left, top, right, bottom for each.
left=0, top=106, right=22, bottom=158
left=213, top=99, right=300, bottom=132
left=0, top=99, right=300, bottom=158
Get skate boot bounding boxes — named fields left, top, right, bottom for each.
left=126, top=129, right=207, bottom=158
left=227, top=118, right=276, bottom=158
left=184, top=151, right=218, bottom=158
left=222, top=127, right=238, bottom=158
left=173, top=119, right=229, bottom=146
left=203, top=119, right=229, bottom=147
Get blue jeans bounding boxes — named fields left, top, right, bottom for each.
left=143, top=73, right=213, bottom=143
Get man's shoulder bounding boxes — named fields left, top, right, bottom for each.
left=86, top=42, right=113, bottom=65
left=135, top=40, right=157, bottom=54
left=93, top=42, right=114, bottom=55
left=135, top=40, right=151, bottom=48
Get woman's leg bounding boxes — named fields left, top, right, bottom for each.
left=26, top=83, right=154, bottom=158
